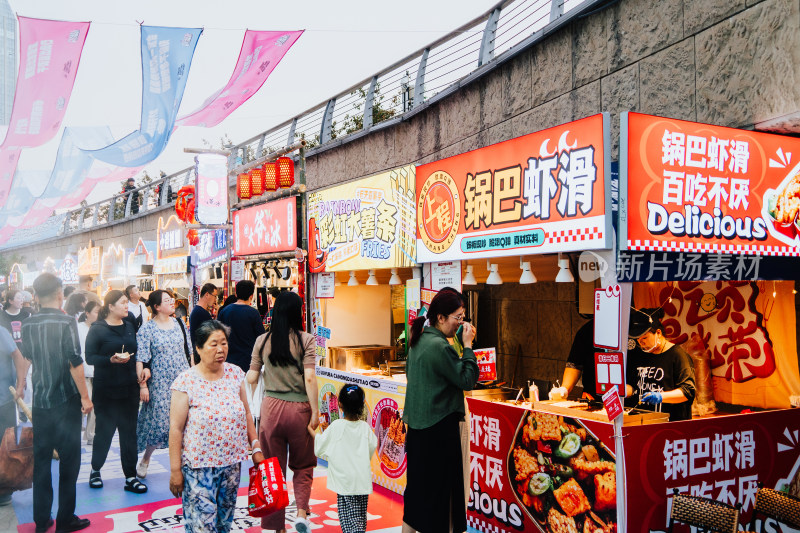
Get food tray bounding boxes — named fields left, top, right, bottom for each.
left=533, top=400, right=670, bottom=425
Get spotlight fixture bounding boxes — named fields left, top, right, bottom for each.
left=486, top=261, right=503, bottom=285
left=519, top=259, right=536, bottom=284
left=389, top=268, right=401, bottom=285
left=366, top=269, right=378, bottom=285
left=555, top=253, right=575, bottom=283
left=462, top=265, right=477, bottom=285
left=348, top=271, right=359, bottom=286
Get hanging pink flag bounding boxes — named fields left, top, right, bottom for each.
left=0, top=17, right=90, bottom=210
left=177, top=30, right=303, bottom=128
left=0, top=149, right=21, bottom=206
left=3, top=17, right=90, bottom=149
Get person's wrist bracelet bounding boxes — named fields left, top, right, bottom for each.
left=251, top=447, right=262, bottom=455
left=251, top=439, right=260, bottom=447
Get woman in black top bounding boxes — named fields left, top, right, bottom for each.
left=85, top=290, right=147, bottom=493
left=0, top=289, right=31, bottom=344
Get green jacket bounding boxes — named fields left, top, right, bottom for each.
left=402, top=327, right=479, bottom=430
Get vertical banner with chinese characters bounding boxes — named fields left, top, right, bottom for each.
left=624, top=409, right=800, bottom=532
left=177, top=30, right=303, bottom=127
left=82, top=26, right=202, bottom=167
left=621, top=112, right=800, bottom=256
left=307, top=166, right=416, bottom=272
left=194, top=153, right=228, bottom=225
left=0, top=18, right=91, bottom=205
left=465, top=398, right=617, bottom=533
left=232, top=196, right=297, bottom=255
left=416, top=114, right=611, bottom=262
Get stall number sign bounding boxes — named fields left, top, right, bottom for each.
left=595, top=352, right=624, bottom=395
left=602, top=388, right=624, bottom=422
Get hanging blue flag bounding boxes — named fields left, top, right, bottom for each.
left=38, top=127, right=114, bottom=199
left=82, top=26, right=202, bottom=167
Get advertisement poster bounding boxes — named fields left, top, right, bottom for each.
left=416, top=114, right=611, bottom=262
left=233, top=196, right=297, bottom=256
left=431, top=261, right=462, bottom=291
left=621, top=112, right=800, bottom=256
left=194, top=229, right=228, bottom=268
left=315, top=272, right=335, bottom=298
left=475, top=348, right=497, bottom=381
left=307, top=165, right=416, bottom=272
left=624, top=409, right=800, bottom=532
left=194, top=153, right=229, bottom=225
left=315, top=367, right=408, bottom=495
left=155, top=215, right=190, bottom=275
left=466, top=398, right=617, bottom=533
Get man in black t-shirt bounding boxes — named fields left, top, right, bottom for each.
left=624, top=307, right=696, bottom=421
left=217, top=280, right=265, bottom=373
left=189, top=283, right=217, bottom=349
left=550, top=319, right=603, bottom=401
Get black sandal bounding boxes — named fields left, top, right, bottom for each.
left=89, top=471, right=103, bottom=489
left=124, top=478, right=147, bottom=494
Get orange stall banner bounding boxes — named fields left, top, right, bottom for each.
left=415, top=114, right=611, bottom=262
left=622, top=112, right=800, bottom=256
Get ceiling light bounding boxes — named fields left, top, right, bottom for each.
left=463, top=265, right=477, bottom=285
left=348, top=271, right=359, bottom=286
left=389, top=268, right=401, bottom=285
left=555, top=253, right=574, bottom=283
left=486, top=261, right=502, bottom=285
left=519, top=260, right=536, bottom=284
left=366, top=269, right=378, bottom=285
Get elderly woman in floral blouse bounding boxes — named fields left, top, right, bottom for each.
left=168, top=320, right=263, bottom=533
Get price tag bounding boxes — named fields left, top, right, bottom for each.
left=602, top=388, right=624, bottom=422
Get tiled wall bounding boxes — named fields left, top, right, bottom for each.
left=474, top=282, right=590, bottom=389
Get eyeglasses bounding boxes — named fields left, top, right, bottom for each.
left=449, top=314, right=465, bottom=322
left=162, top=298, right=175, bottom=305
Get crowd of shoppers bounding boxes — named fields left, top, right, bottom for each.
left=1, top=275, right=486, bottom=533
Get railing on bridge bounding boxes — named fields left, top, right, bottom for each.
left=56, top=0, right=603, bottom=239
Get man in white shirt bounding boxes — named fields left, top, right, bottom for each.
left=125, top=285, right=149, bottom=331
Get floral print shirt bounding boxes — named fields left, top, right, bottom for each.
left=171, top=363, right=249, bottom=468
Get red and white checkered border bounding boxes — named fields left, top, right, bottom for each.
left=467, top=516, right=511, bottom=533
left=548, top=226, right=603, bottom=244
left=627, top=239, right=800, bottom=257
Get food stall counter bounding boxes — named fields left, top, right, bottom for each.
left=315, top=367, right=408, bottom=495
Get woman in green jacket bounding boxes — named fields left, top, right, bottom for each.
left=402, top=287, right=478, bottom=533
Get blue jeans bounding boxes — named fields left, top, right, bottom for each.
left=181, top=462, right=241, bottom=533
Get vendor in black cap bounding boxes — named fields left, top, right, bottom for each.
left=625, top=307, right=696, bottom=421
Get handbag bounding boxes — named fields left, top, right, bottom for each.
left=247, top=456, right=289, bottom=517
left=0, top=392, right=33, bottom=492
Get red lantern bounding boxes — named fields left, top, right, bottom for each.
left=237, top=173, right=252, bottom=200
left=250, top=168, right=265, bottom=196
left=263, top=162, right=278, bottom=191
left=277, top=157, right=294, bottom=188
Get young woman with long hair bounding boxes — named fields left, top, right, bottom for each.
left=135, top=289, right=191, bottom=478
left=85, top=290, right=147, bottom=493
left=402, top=287, right=478, bottom=533
left=246, top=291, right=319, bottom=533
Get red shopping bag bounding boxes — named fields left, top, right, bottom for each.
left=247, top=457, right=289, bottom=517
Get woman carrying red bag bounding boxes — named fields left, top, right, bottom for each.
left=168, top=320, right=263, bottom=533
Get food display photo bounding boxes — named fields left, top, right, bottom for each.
left=509, top=410, right=617, bottom=533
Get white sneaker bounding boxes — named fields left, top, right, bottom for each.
left=136, top=460, right=149, bottom=479
left=294, top=516, right=311, bottom=533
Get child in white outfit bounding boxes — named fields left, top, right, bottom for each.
left=314, top=384, right=377, bottom=533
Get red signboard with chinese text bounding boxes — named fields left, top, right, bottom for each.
left=466, top=398, right=617, bottom=533
left=624, top=409, right=800, bottom=532
left=233, top=196, right=297, bottom=256
left=416, top=114, right=611, bottom=262
left=475, top=348, right=497, bottom=381
left=622, top=112, right=800, bottom=256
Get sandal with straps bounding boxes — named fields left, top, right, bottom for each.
left=89, top=471, right=103, bottom=489
left=124, top=478, right=148, bottom=494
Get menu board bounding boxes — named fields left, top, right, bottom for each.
left=416, top=114, right=611, bottom=262
left=308, top=165, right=417, bottom=272
left=621, top=112, right=800, bottom=256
